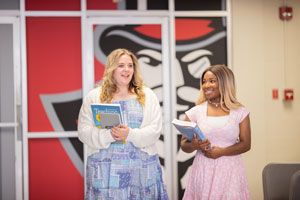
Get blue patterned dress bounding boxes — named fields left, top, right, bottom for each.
left=85, top=98, right=169, bottom=200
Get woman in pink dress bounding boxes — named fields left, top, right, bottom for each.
left=181, top=65, right=251, bottom=200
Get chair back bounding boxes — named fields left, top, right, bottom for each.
left=262, top=163, right=300, bottom=200
left=289, top=169, right=300, bottom=200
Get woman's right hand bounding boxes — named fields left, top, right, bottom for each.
left=181, top=133, right=211, bottom=153
left=191, top=134, right=211, bottom=152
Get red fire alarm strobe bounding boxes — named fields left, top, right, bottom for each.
left=272, top=89, right=279, bottom=99
left=284, top=89, right=294, bottom=101
left=279, top=6, right=293, bottom=21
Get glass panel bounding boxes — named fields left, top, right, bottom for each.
left=125, top=0, right=138, bottom=9
left=93, top=24, right=163, bottom=100
left=26, top=17, right=82, bottom=133
left=28, top=138, right=84, bottom=199
left=0, top=23, right=16, bottom=200
left=26, top=17, right=84, bottom=199
left=87, top=0, right=118, bottom=10
left=0, top=0, right=19, bottom=10
left=93, top=22, right=167, bottom=169
left=175, top=0, right=226, bottom=11
left=174, top=17, right=227, bottom=199
left=25, top=0, right=80, bottom=11
left=147, top=0, right=168, bottom=10
left=87, top=0, right=136, bottom=10
left=87, top=0, right=168, bottom=10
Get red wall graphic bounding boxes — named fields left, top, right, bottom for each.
left=26, top=17, right=84, bottom=200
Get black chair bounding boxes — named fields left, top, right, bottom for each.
left=289, top=169, right=300, bottom=200
left=262, top=163, right=300, bottom=200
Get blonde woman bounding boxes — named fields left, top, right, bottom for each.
left=78, top=49, right=168, bottom=199
left=181, top=65, right=251, bottom=199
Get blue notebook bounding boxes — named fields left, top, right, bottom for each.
left=91, top=103, right=125, bottom=144
left=91, top=103, right=123, bottom=129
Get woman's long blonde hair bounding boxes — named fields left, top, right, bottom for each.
left=100, top=48, right=145, bottom=106
left=196, top=64, right=243, bottom=111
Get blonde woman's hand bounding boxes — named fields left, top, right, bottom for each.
left=111, top=124, right=130, bottom=141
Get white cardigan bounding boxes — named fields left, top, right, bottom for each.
left=77, top=86, right=162, bottom=156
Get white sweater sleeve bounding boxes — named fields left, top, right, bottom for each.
left=77, top=89, right=115, bottom=149
left=126, top=88, right=162, bottom=149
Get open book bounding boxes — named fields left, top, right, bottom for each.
left=172, top=118, right=206, bottom=141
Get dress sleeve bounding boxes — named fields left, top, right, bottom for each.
left=237, top=107, right=250, bottom=124
left=77, top=89, right=115, bottom=149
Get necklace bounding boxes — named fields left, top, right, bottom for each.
left=208, top=99, right=223, bottom=107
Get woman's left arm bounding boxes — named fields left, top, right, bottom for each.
left=126, top=89, right=162, bottom=149
left=206, top=115, right=251, bottom=159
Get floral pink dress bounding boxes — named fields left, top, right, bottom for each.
left=183, top=102, right=250, bottom=200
